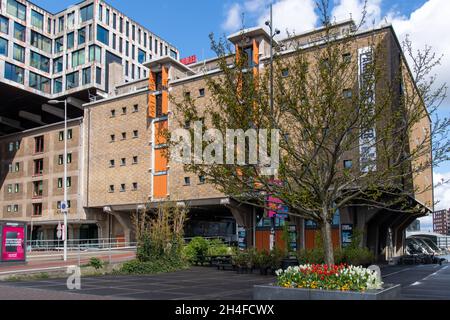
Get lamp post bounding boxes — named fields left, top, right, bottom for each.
left=48, top=99, right=68, bottom=261
left=265, top=4, right=280, bottom=251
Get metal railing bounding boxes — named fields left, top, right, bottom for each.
left=26, top=238, right=137, bottom=253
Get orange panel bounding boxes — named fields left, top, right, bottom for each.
left=161, top=66, right=169, bottom=115
left=148, top=72, right=156, bottom=118
left=255, top=230, right=287, bottom=252
left=252, top=39, right=259, bottom=81
left=305, top=228, right=341, bottom=250
left=154, top=120, right=168, bottom=145
left=154, top=148, right=168, bottom=172
left=153, top=174, right=168, bottom=199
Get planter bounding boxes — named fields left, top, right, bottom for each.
left=253, top=283, right=401, bottom=300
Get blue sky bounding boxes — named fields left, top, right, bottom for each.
left=34, top=0, right=450, bottom=229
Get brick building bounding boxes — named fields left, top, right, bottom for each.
left=433, top=209, right=449, bottom=235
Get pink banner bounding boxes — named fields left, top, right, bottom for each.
left=1, top=225, right=26, bottom=262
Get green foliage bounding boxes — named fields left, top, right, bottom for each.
left=183, top=237, right=210, bottom=264
left=88, top=257, right=104, bottom=270
left=120, top=257, right=189, bottom=275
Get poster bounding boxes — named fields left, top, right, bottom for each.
left=341, top=224, right=353, bottom=248
left=1, top=222, right=26, bottom=262
left=288, top=225, right=297, bottom=251
left=237, top=226, right=246, bottom=251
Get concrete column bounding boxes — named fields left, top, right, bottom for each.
left=111, top=211, right=133, bottom=243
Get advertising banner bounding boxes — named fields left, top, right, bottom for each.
left=0, top=222, right=27, bottom=263
left=238, top=226, right=247, bottom=251
left=341, top=224, right=353, bottom=248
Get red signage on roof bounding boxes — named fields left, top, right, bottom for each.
left=180, top=55, right=197, bottom=65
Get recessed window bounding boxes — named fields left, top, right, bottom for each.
left=184, top=91, right=191, bottom=99
left=7, top=205, right=12, bottom=213
left=109, top=185, right=115, bottom=193
left=342, top=53, right=351, bottom=63
left=120, top=184, right=126, bottom=192
left=133, top=104, right=139, bottom=112
left=35, top=136, right=44, bottom=153
left=110, top=159, right=115, bottom=167
left=281, top=68, right=289, bottom=77
left=132, top=156, right=138, bottom=164
left=199, top=88, right=205, bottom=97
left=344, top=160, right=353, bottom=169
left=132, top=182, right=138, bottom=191
left=7, top=185, right=12, bottom=193
left=199, top=176, right=206, bottom=184
left=14, top=183, right=20, bottom=193
left=121, top=132, right=127, bottom=140
left=121, top=158, right=126, bottom=166
left=32, top=203, right=43, bottom=216
left=184, top=177, right=191, bottom=186
left=133, top=130, right=139, bottom=138
left=13, top=204, right=19, bottom=212
left=110, top=134, right=116, bottom=142
left=34, top=159, right=43, bottom=175
left=122, top=107, right=127, bottom=114
left=111, top=109, right=116, bottom=117
left=97, top=25, right=109, bottom=45
left=343, top=89, right=352, bottom=99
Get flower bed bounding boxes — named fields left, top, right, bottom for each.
left=275, top=264, right=383, bottom=292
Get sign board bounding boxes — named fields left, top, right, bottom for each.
left=238, top=226, right=247, bottom=251
left=288, top=225, right=297, bottom=251
left=0, top=221, right=27, bottom=263
left=341, top=224, right=353, bottom=248
left=180, top=55, right=197, bottom=65
left=60, top=201, right=68, bottom=214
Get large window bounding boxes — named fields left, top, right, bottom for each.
left=66, top=71, right=79, bottom=89
left=7, top=0, right=26, bottom=21
left=170, top=49, right=177, bottom=60
left=31, top=10, right=43, bottom=30
left=97, top=25, right=109, bottom=45
left=67, top=12, right=75, bottom=29
left=29, top=72, right=51, bottom=94
left=138, top=48, right=146, bottom=64
left=72, top=48, right=85, bottom=67
left=30, top=51, right=50, bottom=72
left=96, top=67, right=101, bottom=85
left=4, top=62, right=24, bottom=84
left=89, top=45, right=101, bottom=62
left=54, top=36, right=63, bottom=53
left=67, top=32, right=74, bottom=49
left=58, top=16, right=64, bottom=33
left=53, top=56, right=63, bottom=73
left=82, top=67, right=91, bottom=85
left=0, top=15, right=8, bottom=34
left=54, top=77, right=62, bottom=93
left=13, top=22, right=26, bottom=42
left=31, top=31, right=51, bottom=53
left=80, top=4, right=93, bottom=23
left=13, top=43, right=24, bottom=62
left=78, top=27, right=86, bottom=45
left=0, top=37, right=7, bottom=56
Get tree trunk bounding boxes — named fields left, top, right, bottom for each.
left=321, top=218, right=335, bottom=265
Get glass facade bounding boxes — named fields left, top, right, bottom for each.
left=72, top=48, right=85, bottom=67
left=29, top=72, right=51, bottom=94
left=4, top=62, right=24, bottom=84
left=0, top=15, right=9, bottom=34
left=67, top=32, right=74, bottom=49
left=80, top=4, right=94, bottom=23
left=13, top=43, right=24, bottom=62
left=89, top=45, right=101, bottom=62
left=31, top=31, right=52, bottom=53
left=31, top=10, right=44, bottom=30
left=54, top=36, right=63, bottom=53
left=54, top=77, right=63, bottom=93
left=0, top=37, right=7, bottom=56
left=30, top=51, right=50, bottom=72
left=7, top=0, right=26, bottom=21
left=53, top=56, right=63, bottom=73
left=78, top=27, right=86, bottom=45
left=97, top=25, right=109, bottom=45
left=82, top=67, right=91, bottom=85
left=138, top=48, right=145, bottom=64
left=66, top=71, right=79, bottom=89
left=13, top=22, right=26, bottom=42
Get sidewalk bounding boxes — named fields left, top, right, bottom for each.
left=0, top=250, right=136, bottom=277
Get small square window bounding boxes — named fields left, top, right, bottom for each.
left=343, top=89, right=352, bottom=99
left=59, top=131, right=64, bottom=141
left=184, top=92, right=191, bottom=99
left=67, top=129, right=73, bottom=140
left=122, top=107, right=127, bottom=114
left=184, top=121, right=191, bottom=129
left=120, top=184, right=126, bottom=192
left=121, top=158, right=126, bottom=166
left=58, top=155, right=64, bottom=165
left=344, top=160, right=353, bottom=169
left=199, top=88, right=205, bottom=97
left=281, top=69, right=289, bottom=77
left=109, top=185, right=115, bottom=193
left=110, top=159, right=115, bottom=167
left=110, top=134, right=116, bottom=142
left=122, top=132, right=127, bottom=140
left=111, top=109, right=116, bottom=117
left=133, top=104, right=139, bottom=112
left=343, top=53, right=351, bottom=63
left=132, top=156, right=138, bottom=164
left=7, top=205, right=12, bottom=213
left=132, top=182, right=138, bottom=191
left=133, top=130, right=138, bottom=138
left=184, top=177, right=191, bottom=186
left=13, top=205, right=19, bottom=212
left=199, top=175, right=206, bottom=184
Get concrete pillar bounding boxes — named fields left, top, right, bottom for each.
left=111, top=211, right=133, bottom=243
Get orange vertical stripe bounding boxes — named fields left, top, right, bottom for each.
left=148, top=72, right=156, bottom=118
left=155, top=120, right=168, bottom=145
left=153, top=175, right=168, bottom=199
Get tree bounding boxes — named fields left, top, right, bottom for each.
left=171, top=1, right=449, bottom=265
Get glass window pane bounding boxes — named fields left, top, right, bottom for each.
left=29, top=71, right=51, bottom=93
left=31, top=31, right=52, bottom=53
left=13, top=22, right=26, bottom=42
left=80, top=4, right=93, bottom=23
left=67, top=32, right=74, bottom=49
left=78, top=27, right=85, bottom=45
left=4, top=62, right=24, bottom=84
left=0, top=37, right=7, bottom=56
left=7, top=0, right=26, bottom=21
left=82, top=67, right=91, bottom=85
left=31, top=10, right=44, bottom=30
left=54, top=36, right=63, bottom=53
left=96, top=25, right=109, bottom=45
left=54, top=77, right=62, bottom=93
left=13, top=43, right=24, bottom=62
left=30, top=51, right=50, bottom=72
left=66, top=71, right=79, bottom=89
left=0, top=15, right=9, bottom=34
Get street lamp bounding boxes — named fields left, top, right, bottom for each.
left=265, top=4, right=280, bottom=252
left=48, top=99, right=68, bottom=262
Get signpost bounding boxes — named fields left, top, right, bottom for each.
left=0, top=221, right=27, bottom=263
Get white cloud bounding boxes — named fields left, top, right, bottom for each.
left=332, top=0, right=382, bottom=26
left=433, top=172, right=450, bottom=210
left=389, top=0, right=450, bottom=106
left=222, top=3, right=244, bottom=32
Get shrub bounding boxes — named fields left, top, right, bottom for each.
left=276, top=264, right=383, bottom=292
left=183, top=237, right=210, bottom=264
left=88, top=257, right=104, bottom=270
left=207, top=239, right=231, bottom=256
left=120, top=257, right=188, bottom=275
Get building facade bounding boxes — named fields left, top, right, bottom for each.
left=433, top=209, right=449, bottom=235
left=0, top=17, right=434, bottom=261
left=0, top=0, right=178, bottom=136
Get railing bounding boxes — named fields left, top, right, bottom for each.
left=26, top=238, right=137, bottom=253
